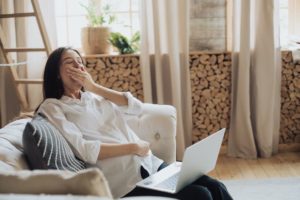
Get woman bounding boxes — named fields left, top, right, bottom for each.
left=37, top=47, right=232, bottom=200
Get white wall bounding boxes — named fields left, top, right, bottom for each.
left=25, top=0, right=57, bottom=110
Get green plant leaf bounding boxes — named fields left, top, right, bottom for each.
left=131, top=31, right=140, bottom=43
left=80, top=2, right=116, bottom=26
left=109, top=32, right=137, bottom=54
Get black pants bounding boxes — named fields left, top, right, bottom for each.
left=124, top=163, right=233, bottom=200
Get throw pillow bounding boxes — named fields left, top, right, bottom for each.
left=22, top=113, right=86, bottom=171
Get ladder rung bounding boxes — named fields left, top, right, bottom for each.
left=15, top=79, right=43, bottom=84
left=0, top=61, right=27, bottom=67
left=4, top=48, right=46, bottom=52
left=0, top=13, right=35, bottom=18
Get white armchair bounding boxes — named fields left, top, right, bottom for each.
left=127, top=103, right=177, bottom=164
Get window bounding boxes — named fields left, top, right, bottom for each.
left=280, top=0, right=300, bottom=48
left=54, top=0, right=140, bottom=49
left=280, top=0, right=289, bottom=47
left=225, top=0, right=300, bottom=51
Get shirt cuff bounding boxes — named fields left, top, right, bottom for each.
left=121, top=92, right=143, bottom=115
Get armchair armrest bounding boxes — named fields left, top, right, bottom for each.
left=126, top=103, right=176, bottom=164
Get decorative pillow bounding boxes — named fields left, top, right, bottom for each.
left=22, top=113, right=86, bottom=171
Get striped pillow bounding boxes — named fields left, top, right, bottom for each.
left=22, top=114, right=86, bottom=172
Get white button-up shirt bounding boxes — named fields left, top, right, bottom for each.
left=38, top=91, right=163, bottom=198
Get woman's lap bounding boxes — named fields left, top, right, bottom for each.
left=124, top=184, right=213, bottom=200
left=127, top=163, right=232, bottom=200
left=125, top=175, right=232, bottom=200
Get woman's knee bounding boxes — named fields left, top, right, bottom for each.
left=195, top=175, right=226, bottom=188
left=194, top=175, right=233, bottom=200
left=178, top=185, right=213, bottom=200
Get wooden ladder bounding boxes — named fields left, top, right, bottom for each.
left=0, top=0, right=51, bottom=112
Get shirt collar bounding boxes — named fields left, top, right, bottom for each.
left=61, top=91, right=89, bottom=104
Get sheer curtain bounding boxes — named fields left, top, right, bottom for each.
left=139, top=0, right=192, bottom=159
left=228, top=0, right=281, bottom=158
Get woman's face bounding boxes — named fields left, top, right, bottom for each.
left=59, top=49, right=84, bottom=92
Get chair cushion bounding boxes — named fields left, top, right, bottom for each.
left=0, top=118, right=31, bottom=171
left=22, top=114, right=86, bottom=171
left=0, top=168, right=112, bottom=198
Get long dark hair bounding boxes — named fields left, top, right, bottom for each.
left=43, top=47, right=84, bottom=100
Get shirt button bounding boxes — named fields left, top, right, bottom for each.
left=155, top=132, right=160, bottom=140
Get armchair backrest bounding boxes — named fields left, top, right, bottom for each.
left=126, top=103, right=177, bottom=164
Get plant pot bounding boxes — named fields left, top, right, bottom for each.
left=81, top=26, right=112, bottom=54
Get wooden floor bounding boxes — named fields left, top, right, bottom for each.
left=209, top=152, right=300, bottom=180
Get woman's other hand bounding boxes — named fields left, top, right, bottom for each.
left=98, top=142, right=151, bottom=160
left=134, top=141, right=151, bottom=157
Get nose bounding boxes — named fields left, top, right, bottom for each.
left=74, top=61, right=82, bottom=68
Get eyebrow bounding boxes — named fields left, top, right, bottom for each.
left=62, top=57, right=82, bottom=62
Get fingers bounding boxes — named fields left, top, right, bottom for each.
left=137, top=141, right=151, bottom=157
left=70, top=74, right=84, bottom=85
left=68, top=70, right=84, bottom=81
left=67, top=67, right=89, bottom=84
left=67, top=67, right=86, bottom=78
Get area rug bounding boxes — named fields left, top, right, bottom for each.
left=223, top=178, right=300, bottom=200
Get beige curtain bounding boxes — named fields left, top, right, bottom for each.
left=228, top=0, right=281, bottom=158
left=139, top=0, right=192, bottom=160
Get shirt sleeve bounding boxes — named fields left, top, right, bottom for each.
left=118, top=92, right=143, bottom=115
left=38, top=100, right=101, bottom=164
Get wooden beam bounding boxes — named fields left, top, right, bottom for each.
left=4, top=48, right=46, bottom=52
left=15, top=78, right=43, bottom=84
left=0, top=12, right=35, bottom=18
left=31, top=0, right=52, bottom=55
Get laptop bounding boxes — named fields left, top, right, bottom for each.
left=136, top=128, right=225, bottom=193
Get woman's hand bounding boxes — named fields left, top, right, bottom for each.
left=98, top=142, right=151, bottom=160
left=67, top=65, right=128, bottom=106
left=133, top=141, right=151, bottom=157
left=67, top=66, right=96, bottom=91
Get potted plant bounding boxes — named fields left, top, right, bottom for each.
left=109, top=31, right=140, bottom=54
left=80, top=1, right=116, bottom=54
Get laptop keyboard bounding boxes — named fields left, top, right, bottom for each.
left=155, top=173, right=179, bottom=191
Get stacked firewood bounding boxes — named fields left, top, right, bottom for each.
left=280, top=51, right=300, bottom=143
left=84, top=55, right=144, bottom=101
left=83, top=51, right=300, bottom=144
left=189, top=53, right=232, bottom=143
